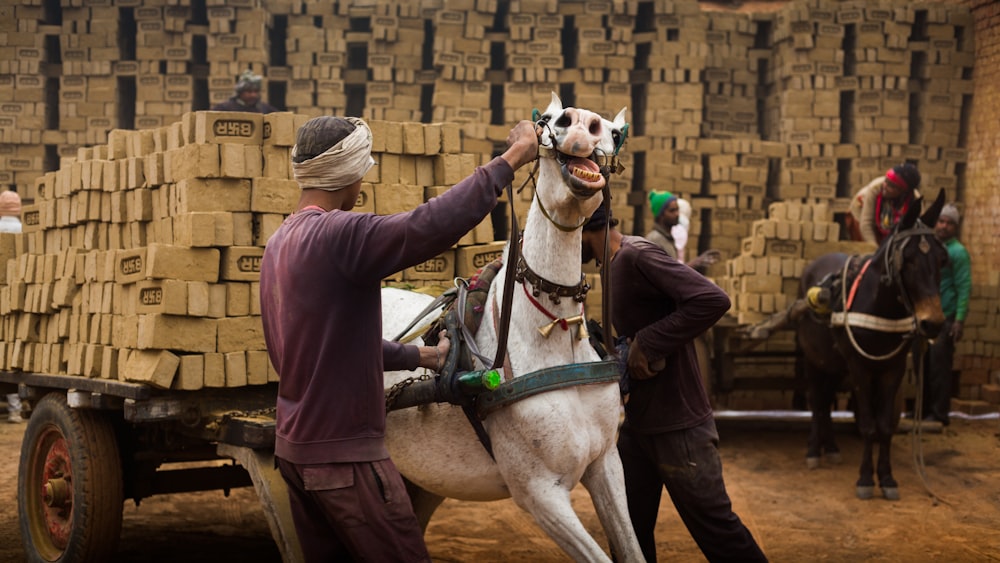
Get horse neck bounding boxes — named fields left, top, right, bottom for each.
left=521, top=191, right=586, bottom=289
left=851, top=255, right=909, bottom=319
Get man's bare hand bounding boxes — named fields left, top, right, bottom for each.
left=435, top=330, right=450, bottom=372
left=627, top=338, right=661, bottom=380
left=501, top=120, right=541, bottom=171
left=689, top=249, right=722, bottom=273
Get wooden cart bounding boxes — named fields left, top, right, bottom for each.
left=1, top=371, right=302, bottom=563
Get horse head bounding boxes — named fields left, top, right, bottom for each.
left=880, top=189, right=948, bottom=337
left=534, top=92, right=628, bottom=225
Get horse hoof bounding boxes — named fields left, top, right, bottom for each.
left=882, top=487, right=900, bottom=501
left=806, top=457, right=820, bottom=470
left=856, top=486, right=875, bottom=499
left=826, top=452, right=842, bottom=464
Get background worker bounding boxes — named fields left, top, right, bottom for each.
left=846, top=163, right=922, bottom=245
left=259, top=116, right=539, bottom=561
left=582, top=205, right=767, bottom=563
left=0, top=190, right=22, bottom=423
left=921, top=203, right=971, bottom=426
left=211, top=69, right=278, bottom=114
left=646, top=190, right=720, bottom=274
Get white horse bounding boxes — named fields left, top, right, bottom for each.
left=382, top=93, right=642, bottom=562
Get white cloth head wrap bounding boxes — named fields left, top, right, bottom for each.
left=291, top=117, right=376, bottom=191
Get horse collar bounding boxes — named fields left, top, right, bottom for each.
left=515, top=253, right=589, bottom=304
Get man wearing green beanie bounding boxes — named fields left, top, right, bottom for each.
left=645, top=190, right=720, bottom=274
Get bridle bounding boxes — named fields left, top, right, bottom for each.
left=490, top=108, right=628, bottom=357
left=879, top=223, right=940, bottom=315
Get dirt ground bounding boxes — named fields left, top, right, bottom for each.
left=2, top=412, right=999, bottom=563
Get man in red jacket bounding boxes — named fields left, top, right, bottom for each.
left=260, top=115, right=539, bottom=562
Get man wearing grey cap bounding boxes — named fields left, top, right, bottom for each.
left=211, top=69, right=278, bottom=114
left=259, top=115, right=539, bottom=561
left=922, top=203, right=971, bottom=426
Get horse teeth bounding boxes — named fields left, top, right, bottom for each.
left=573, top=168, right=600, bottom=182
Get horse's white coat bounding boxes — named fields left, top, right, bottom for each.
left=383, top=94, right=642, bottom=562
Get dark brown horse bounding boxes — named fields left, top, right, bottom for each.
left=797, top=190, right=947, bottom=500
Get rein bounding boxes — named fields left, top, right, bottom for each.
left=535, top=191, right=590, bottom=232
left=490, top=180, right=520, bottom=371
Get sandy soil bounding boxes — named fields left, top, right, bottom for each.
left=2, top=411, right=999, bottom=563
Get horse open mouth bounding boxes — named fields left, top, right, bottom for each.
left=560, top=155, right=605, bottom=195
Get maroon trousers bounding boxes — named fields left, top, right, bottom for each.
left=277, top=457, right=430, bottom=562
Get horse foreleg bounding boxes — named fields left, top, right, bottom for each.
left=580, top=449, right=644, bottom=563
left=875, top=372, right=905, bottom=500
left=806, top=365, right=841, bottom=469
left=402, top=477, right=445, bottom=533
left=509, top=480, right=613, bottom=563
left=852, top=382, right=877, bottom=499
left=875, top=433, right=899, bottom=500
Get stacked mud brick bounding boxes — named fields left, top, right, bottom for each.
left=0, top=0, right=975, bottom=213
left=953, top=284, right=1000, bottom=412
left=712, top=200, right=874, bottom=410
left=701, top=13, right=762, bottom=140
left=765, top=1, right=972, bottom=202
left=715, top=200, right=864, bottom=326
left=0, top=2, right=50, bottom=194
left=639, top=2, right=706, bottom=192
left=205, top=2, right=271, bottom=110
left=0, top=110, right=491, bottom=389
left=430, top=3, right=494, bottom=143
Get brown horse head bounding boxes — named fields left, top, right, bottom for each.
left=883, top=189, right=948, bottom=338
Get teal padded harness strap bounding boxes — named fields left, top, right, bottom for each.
left=476, top=360, right=621, bottom=418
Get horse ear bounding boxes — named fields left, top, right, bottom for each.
left=544, top=91, right=562, bottom=116
left=919, top=189, right=946, bottom=228
left=612, top=106, right=627, bottom=128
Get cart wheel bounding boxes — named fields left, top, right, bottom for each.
left=18, top=393, right=124, bottom=563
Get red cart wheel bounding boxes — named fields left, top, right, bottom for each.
left=18, top=393, right=124, bottom=563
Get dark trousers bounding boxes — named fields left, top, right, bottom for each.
left=618, top=418, right=767, bottom=563
left=277, top=457, right=430, bottom=563
left=922, top=318, right=955, bottom=424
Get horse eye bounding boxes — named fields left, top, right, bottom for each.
left=554, top=114, right=571, bottom=127
left=612, top=131, right=622, bottom=145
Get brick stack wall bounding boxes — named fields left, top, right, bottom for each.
left=942, top=0, right=1000, bottom=413
left=0, top=0, right=996, bottom=406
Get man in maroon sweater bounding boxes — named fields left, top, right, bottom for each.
left=260, top=116, right=538, bottom=561
left=581, top=206, right=766, bottom=563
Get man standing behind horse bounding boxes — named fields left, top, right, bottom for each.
left=259, top=116, right=539, bottom=561
left=801, top=163, right=922, bottom=315
left=581, top=205, right=767, bottom=563
left=922, top=203, right=971, bottom=426
left=645, top=190, right=720, bottom=274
